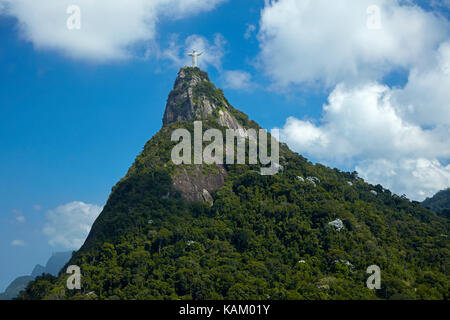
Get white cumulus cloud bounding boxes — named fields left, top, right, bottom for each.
left=279, top=83, right=450, bottom=161
left=391, top=41, right=450, bottom=126
left=258, top=0, right=450, bottom=87
left=0, top=0, right=226, bottom=61
left=43, top=201, right=103, bottom=249
left=277, top=83, right=450, bottom=201
left=357, top=158, right=450, bottom=200
left=263, top=0, right=450, bottom=200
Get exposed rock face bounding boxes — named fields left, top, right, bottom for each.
left=217, top=109, right=243, bottom=132
left=306, top=176, right=320, bottom=187
left=163, top=67, right=245, bottom=134
left=172, top=165, right=226, bottom=205
left=163, top=67, right=210, bottom=125
left=334, top=259, right=354, bottom=269
left=201, top=189, right=214, bottom=206
left=163, top=67, right=247, bottom=204
left=328, top=219, right=344, bottom=232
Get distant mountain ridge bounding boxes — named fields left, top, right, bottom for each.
left=0, top=276, right=34, bottom=300
left=0, top=251, right=72, bottom=300
left=422, top=188, right=450, bottom=218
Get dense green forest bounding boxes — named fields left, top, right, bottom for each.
left=422, top=189, right=450, bottom=218
left=18, top=68, right=449, bottom=300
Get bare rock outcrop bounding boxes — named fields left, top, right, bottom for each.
left=172, top=165, right=226, bottom=205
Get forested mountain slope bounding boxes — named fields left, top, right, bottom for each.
left=19, top=68, right=449, bottom=300
left=423, top=189, right=450, bottom=218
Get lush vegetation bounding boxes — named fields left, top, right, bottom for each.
left=423, top=189, right=450, bottom=218
left=18, top=69, right=450, bottom=300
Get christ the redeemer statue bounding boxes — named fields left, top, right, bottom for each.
left=188, top=50, right=203, bottom=67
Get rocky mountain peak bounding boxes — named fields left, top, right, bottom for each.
left=173, top=66, right=210, bottom=91
left=162, top=67, right=244, bottom=131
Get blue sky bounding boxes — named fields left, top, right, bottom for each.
left=0, top=0, right=449, bottom=291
